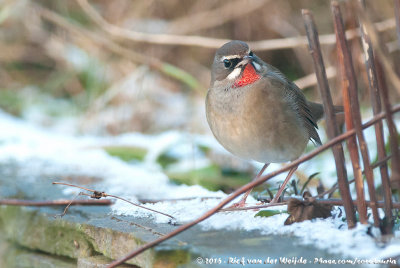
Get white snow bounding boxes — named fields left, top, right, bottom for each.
left=0, top=109, right=400, bottom=261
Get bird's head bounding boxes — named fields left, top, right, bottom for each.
left=211, top=40, right=262, bottom=88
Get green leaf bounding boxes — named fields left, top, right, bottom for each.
left=254, top=210, right=284, bottom=218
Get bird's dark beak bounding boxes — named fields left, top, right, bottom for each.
left=237, top=55, right=253, bottom=68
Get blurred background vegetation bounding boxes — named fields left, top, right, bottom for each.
left=1, top=0, right=398, bottom=133
left=0, top=0, right=399, bottom=194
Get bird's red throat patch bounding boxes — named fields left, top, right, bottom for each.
left=233, top=63, right=260, bottom=87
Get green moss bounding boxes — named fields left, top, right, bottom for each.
left=157, top=153, right=178, bottom=168
left=2, top=244, right=76, bottom=268
left=0, top=206, right=94, bottom=259
left=0, top=89, right=24, bottom=116
left=167, top=165, right=253, bottom=192
left=198, top=145, right=211, bottom=154
left=154, top=250, right=191, bottom=268
left=104, top=146, right=147, bottom=162
left=0, top=206, right=156, bottom=267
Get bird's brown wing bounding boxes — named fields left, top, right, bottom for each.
left=265, top=64, right=322, bottom=146
left=288, top=81, right=322, bottom=146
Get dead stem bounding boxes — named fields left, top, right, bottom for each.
left=352, top=1, right=400, bottom=95
left=34, top=4, right=201, bottom=91
left=225, top=198, right=400, bottom=211
left=53, top=182, right=175, bottom=219
left=220, top=202, right=288, bottom=212
left=0, top=198, right=113, bottom=206
left=332, top=1, right=376, bottom=226
left=55, top=193, right=83, bottom=218
left=359, top=0, right=393, bottom=232
left=303, top=8, right=356, bottom=228
left=76, top=0, right=395, bottom=51
left=166, top=0, right=270, bottom=35
left=138, top=197, right=222, bottom=204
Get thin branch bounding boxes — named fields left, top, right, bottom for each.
left=316, top=199, right=400, bottom=209
left=376, top=58, right=400, bottom=189
left=53, top=182, right=175, bottom=219
left=220, top=202, right=287, bottom=212
left=317, top=178, right=355, bottom=199
left=303, top=8, right=356, bottom=229
left=294, top=66, right=337, bottom=90
left=332, top=1, right=377, bottom=226
left=360, top=0, right=393, bottom=231
left=138, top=197, right=222, bottom=204
left=76, top=0, right=395, bottom=51
left=352, top=1, right=400, bottom=95
left=106, top=103, right=400, bottom=267
left=55, top=192, right=83, bottom=217
left=167, top=0, right=270, bottom=35
left=34, top=4, right=201, bottom=90
left=395, top=0, right=400, bottom=44
left=316, top=153, right=393, bottom=199
left=230, top=198, right=400, bottom=211
left=0, top=198, right=113, bottom=206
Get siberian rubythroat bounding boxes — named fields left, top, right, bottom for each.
left=206, top=40, right=329, bottom=206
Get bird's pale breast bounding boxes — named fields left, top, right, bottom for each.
left=206, top=79, right=309, bottom=163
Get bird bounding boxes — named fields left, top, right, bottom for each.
left=206, top=40, right=331, bottom=207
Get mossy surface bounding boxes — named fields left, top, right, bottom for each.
left=154, top=249, right=191, bottom=268
left=167, top=164, right=255, bottom=192
left=0, top=206, right=94, bottom=259
left=1, top=243, right=76, bottom=268
left=104, top=146, right=147, bottom=162
left=0, top=206, right=187, bottom=267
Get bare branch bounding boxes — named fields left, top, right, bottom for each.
left=76, top=0, right=395, bottom=51
left=352, top=1, right=400, bottom=95
left=53, top=182, right=175, bottom=219
left=167, top=0, right=270, bottom=34
left=303, top=8, right=356, bottom=228
left=0, top=198, right=113, bottom=206
left=294, top=66, right=337, bottom=90
left=34, top=4, right=201, bottom=90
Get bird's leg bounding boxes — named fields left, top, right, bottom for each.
left=270, top=165, right=298, bottom=204
left=229, top=163, right=270, bottom=208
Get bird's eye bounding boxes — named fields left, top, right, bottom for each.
left=249, top=51, right=254, bottom=57
left=223, top=59, right=231, bottom=68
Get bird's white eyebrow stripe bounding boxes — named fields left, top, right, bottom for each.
left=221, top=49, right=251, bottom=61
left=222, top=55, right=241, bottom=60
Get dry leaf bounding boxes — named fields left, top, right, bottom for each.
left=284, top=191, right=333, bottom=225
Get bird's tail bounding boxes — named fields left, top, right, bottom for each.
left=308, top=101, right=344, bottom=121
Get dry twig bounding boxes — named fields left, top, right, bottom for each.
left=53, top=182, right=175, bottom=219
left=76, top=0, right=395, bottom=51
left=359, top=0, right=393, bottom=231
left=332, top=1, right=377, bottom=226
left=167, top=0, right=270, bottom=34
left=294, top=66, right=337, bottom=90
left=303, top=8, right=356, bottom=228
left=352, top=1, right=400, bottom=95
left=0, top=198, right=113, bottom=206
left=34, top=4, right=201, bottom=90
